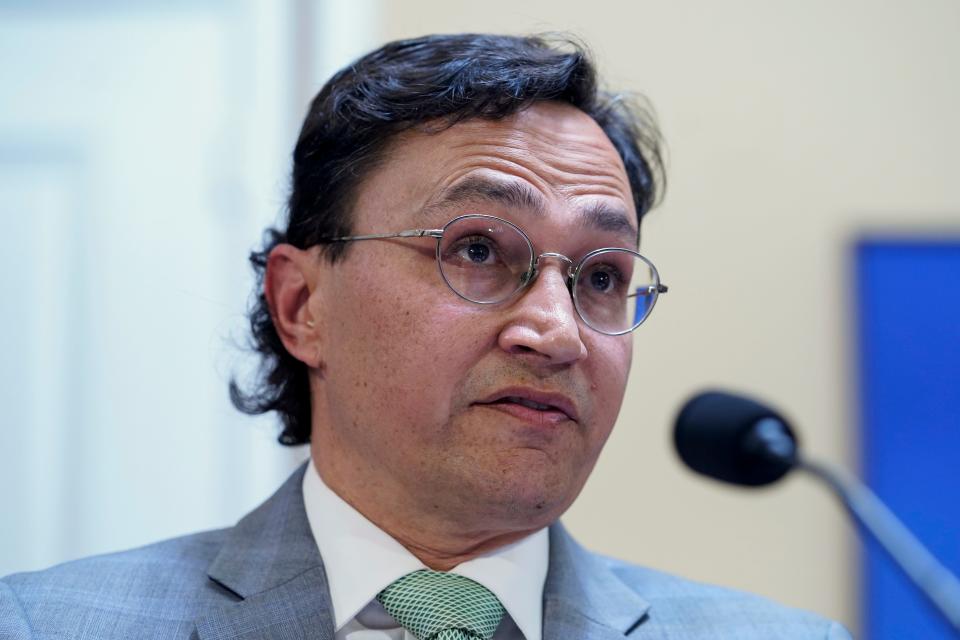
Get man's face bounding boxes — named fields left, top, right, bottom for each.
left=310, top=102, right=636, bottom=535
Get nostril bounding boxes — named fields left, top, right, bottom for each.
left=508, top=344, right=536, bottom=355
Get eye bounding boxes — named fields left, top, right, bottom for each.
left=590, top=269, right=612, bottom=292
left=466, top=241, right=490, bottom=263
left=450, top=235, right=499, bottom=266
left=585, top=264, right=624, bottom=293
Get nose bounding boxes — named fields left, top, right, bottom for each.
left=497, top=258, right=588, bottom=365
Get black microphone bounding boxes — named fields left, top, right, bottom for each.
left=673, top=390, right=960, bottom=634
left=674, top=390, right=798, bottom=487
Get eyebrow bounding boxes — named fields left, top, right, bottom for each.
left=424, top=175, right=639, bottom=242
left=428, top=176, right=548, bottom=216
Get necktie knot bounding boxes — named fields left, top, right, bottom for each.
left=377, top=569, right=505, bottom=640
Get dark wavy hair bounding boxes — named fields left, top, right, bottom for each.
left=230, top=33, right=666, bottom=445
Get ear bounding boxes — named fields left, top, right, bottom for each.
left=263, top=244, right=324, bottom=368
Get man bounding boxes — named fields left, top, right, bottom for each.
left=0, top=34, right=850, bottom=639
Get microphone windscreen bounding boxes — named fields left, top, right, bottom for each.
left=674, top=391, right=797, bottom=486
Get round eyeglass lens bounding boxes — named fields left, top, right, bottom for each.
left=437, top=215, right=533, bottom=303
left=573, top=249, right=660, bottom=334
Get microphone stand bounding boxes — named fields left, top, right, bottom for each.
left=797, top=456, right=960, bottom=634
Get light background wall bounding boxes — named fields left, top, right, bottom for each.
left=3, top=2, right=959, bottom=638
left=372, top=1, right=960, bottom=634
left=0, top=0, right=311, bottom=576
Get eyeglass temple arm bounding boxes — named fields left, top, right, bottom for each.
left=328, top=229, right=444, bottom=242
left=627, top=284, right=669, bottom=299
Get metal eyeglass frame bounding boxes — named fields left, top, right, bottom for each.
left=320, top=213, right=668, bottom=335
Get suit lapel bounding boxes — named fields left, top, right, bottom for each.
left=197, top=463, right=336, bottom=640
left=194, top=466, right=650, bottom=640
left=542, top=524, right=651, bottom=640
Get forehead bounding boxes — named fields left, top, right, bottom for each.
left=352, top=102, right=638, bottom=241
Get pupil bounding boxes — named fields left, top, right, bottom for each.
left=590, top=270, right=611, bottom=290
left=467, top=243, right=490, bottom=263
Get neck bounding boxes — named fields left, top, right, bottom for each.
left=386, top=527, right=533, bottom=572
left=309, top=450, right=545, bottom=571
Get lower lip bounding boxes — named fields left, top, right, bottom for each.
left=475, top=402, right=572, bottom=427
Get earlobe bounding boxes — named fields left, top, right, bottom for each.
left=264, top=244, right=324, bottom=368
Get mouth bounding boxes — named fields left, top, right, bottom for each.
left=473, top=388, right=580, bottom=426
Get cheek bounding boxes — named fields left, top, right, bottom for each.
left=332, top=254, right=435, bottom=347
left=586, top=336, right=632, bottom=426
left=325, top=264, right=487, bottom=420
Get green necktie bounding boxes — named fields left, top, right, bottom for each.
left=376, top=569, right=506, bottom=640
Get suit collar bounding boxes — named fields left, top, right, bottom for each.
left=198, top=462, right=336, bottom=639
left=302, top=460, right=549, bottom=640
left=543, top=523, right=651, bottom=639
left=196, top=462, right=650, bottom=640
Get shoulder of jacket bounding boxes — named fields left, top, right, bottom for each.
left=591, top=553, right=851, bottom=637
left=0, top=527, right=235, bottom=635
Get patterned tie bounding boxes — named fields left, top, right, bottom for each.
left=376, top=569, right=506, bottom=640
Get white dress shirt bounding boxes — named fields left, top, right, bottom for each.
left=302, top=459, right=548, bottom=640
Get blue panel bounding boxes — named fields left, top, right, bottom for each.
left=856, top=239, right=960, bottom=640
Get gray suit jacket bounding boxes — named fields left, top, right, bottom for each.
left=0, top=465, right=851, bottom=639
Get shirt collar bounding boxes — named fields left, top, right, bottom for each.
left=302, top=458, right=549, bottom=640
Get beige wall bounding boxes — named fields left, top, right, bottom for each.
left=374, top=1, right=960, bottom=633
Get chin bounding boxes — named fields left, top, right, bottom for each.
left=439, top=446, right=590, bottom=529
left=469, top=467, right=580, bottom=530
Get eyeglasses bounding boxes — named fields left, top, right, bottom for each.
left=320, top=214, right=668, bottom=335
